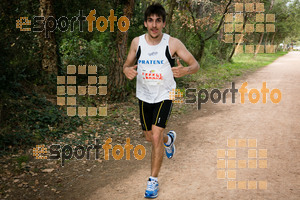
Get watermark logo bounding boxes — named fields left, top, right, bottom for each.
left=169, top=89, right=184, bottom=103
left=101, top=138, right=146, bottom=161
left=16, top=17, right=31, bottom=31
left=33, top=145, right=48, bottom=159
left=223, top=2, right=276, bottom=53
left=57, top=65, right=107, bottom=117
left=148, top=52, right=158, bottom=56
left=33, top=138, right=146, bottom=166
left=169, top=82, right=282, bottom=110
left=217, top=138, right=268, bottom=190
left=16, top=9, right=130, bottom=38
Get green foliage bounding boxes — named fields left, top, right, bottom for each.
left=271, top=0, right=300, bottom=44
left=0, top=0, right=42, bottom=95
left=0, top=93, right=82, bottom=154
left=15, top=155, right=30, bottom=168
left=59, top=33, right=111, bottom=72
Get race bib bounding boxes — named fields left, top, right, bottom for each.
left=142, top=69, right=163, bottom=85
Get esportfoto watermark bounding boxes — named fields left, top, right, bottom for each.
left=217, top=138, right=268, bottom=190
left=16, top=9, right=130, bottom=38
left=57, top=65, right=107, bottom=117
left=169, top=82, right=282, bottom=110
left=33, top=138, right=146, bottom=166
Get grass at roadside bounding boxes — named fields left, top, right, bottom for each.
left=180, top=51, right=288, bottom=90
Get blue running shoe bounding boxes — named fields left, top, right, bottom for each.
left=144, top=178, right=159, bottom=198
left=164, top=130, right=176, bottom=159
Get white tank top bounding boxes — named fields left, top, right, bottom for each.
left=136, top=33, right=176, bottom=103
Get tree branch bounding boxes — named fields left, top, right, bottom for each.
left=187, top=3, right=202, bottom=40
left=205, top=0, right=232, bottom=41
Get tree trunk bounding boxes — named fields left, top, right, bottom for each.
left=228, top=14, right=248, bottom=62
left=271, top=32, right=276, bottom=46
left=197, top=39, right=205, bottom=61
left=166, top=0, right=177, bottom=34
left=265, top=32, right=269, bottom=44
left=254, top=0, right=274, bottom=58
left=218, top=21, right=224, bottom=41
left=108, top=0, right=134, bottom=100
left=39, top=0, right=57, bottom=74
left=254, top=33, right=264, bottom=58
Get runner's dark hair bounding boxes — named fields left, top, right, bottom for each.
left=144, top=3, right=166, bottom=22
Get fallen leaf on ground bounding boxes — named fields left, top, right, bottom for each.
left=41, top=168, right=54, bottom=173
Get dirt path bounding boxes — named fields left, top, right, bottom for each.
left=73, top=52, right=299, bottom=200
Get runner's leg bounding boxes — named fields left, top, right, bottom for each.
left=139, top=99, right=171, bottom=177
left=144, top=130, right=168, bottom=143
left=150, top=125, right=165, bottom=177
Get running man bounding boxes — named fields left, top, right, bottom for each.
left=123, top=3, right=199, bottom=198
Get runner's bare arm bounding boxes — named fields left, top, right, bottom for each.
left=170, top=38, right=200, bottom=78
left=123, top=37, right=139, bottom=80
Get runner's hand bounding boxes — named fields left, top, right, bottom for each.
left=124, top=65, right=138, bottom=80
left=172, top=59, right=186, bottom=78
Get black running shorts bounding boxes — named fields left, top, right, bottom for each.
left=138, top=99, right=173, bottom=131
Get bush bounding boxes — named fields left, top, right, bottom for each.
left=0, top=93, right=82, bottom=154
